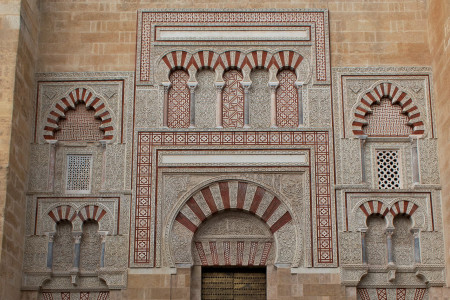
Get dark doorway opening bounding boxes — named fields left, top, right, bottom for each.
left=201, top=267, right=266, bottom=300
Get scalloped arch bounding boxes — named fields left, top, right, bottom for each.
left=352, top=82, right=425, bottom=136
left=43, top=88, right=113, bottom=141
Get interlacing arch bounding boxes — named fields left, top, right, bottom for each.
left=44, top=88, right=113, bottom=141
left=352, top=82, right=425, bottom=136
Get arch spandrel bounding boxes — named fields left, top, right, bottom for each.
left=164, top=179, right=301, bottom=268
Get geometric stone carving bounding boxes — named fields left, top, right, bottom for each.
left=135, top=130, right=333, bottom=266
left=40, top=291, right=110, bottom=300
left=363, top=99, right=412, bottom=137
left=356, top=288, right=427, bottom=300
left=222, top=70, right=244, bottom=128
left=55, top=104, right=105, bottom=141
left=80, top=221, right=102, bottom=272
left=167, top=70, right=190, bottom=128
left=276, top=69, right=298, bottom=127
left=392, top=216, right=414, bottom=266
left=52, top=221, right=74, bottom=272
left=138, top=11, right=328, bottom=84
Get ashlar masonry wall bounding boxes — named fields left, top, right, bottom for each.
left=0, top=1, right=40, bottom=300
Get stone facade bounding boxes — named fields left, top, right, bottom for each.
left=0, top=1, right=449, bottom=300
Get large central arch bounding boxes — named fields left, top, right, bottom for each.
left=165, top=179, right=301, bottom=268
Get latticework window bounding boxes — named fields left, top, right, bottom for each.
left=276, top=69, right=298, bottom=127
left=222, top=69, right=244, bottom=128
left=66, top=155, right=93, bottom=193
left=376, top=150, right=401, bottom=189
left=364, top=99, right=412, bottom=137
left=55, top=105, right=104, bottom=141
left=167, top=70, right=190, bottom=128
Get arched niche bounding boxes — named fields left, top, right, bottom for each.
left=165, top=180, right=300, bottom=268
left=365, top=214, right=388, bottom=266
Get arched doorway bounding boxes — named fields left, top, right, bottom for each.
left=194, top=211, right=272, bottom=299
left=165, top=179, right=300, bottom=299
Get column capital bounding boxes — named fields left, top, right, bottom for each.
left=73, top=232, right=82, bottom=243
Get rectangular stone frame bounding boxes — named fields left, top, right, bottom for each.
left=136, top=9, right=330, bottom=85
left=131, top=130, right=335, bottom=267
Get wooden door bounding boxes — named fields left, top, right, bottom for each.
left=202, top=267, right=266, bottom=300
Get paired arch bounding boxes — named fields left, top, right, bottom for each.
left=359, top=200, right=418, bottom=219
left=352, top=82, right=425, bottom=136
left=43, top=88, right=113, bottom=142
left=47, top=204, right=110, bottom=232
